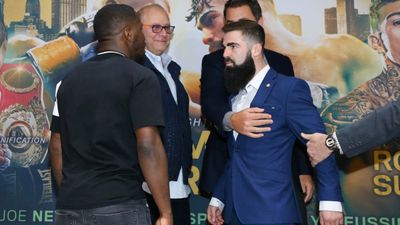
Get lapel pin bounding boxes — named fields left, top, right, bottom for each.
left=266, top=83, right=271, bottom=88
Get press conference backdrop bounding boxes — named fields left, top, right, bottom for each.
left=0, top=0, right=399, bottom=224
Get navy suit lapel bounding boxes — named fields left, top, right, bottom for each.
left=168, top=61, right=184, bottom=106
left=228, top=69, right=278, bottom=143
left=250, top=68, right=278, bottom=107
left=143, top=56, right=159, bottom=74
left=144, top=56, right=182, bottom=106
left=229, top=68, right=278, bottom=144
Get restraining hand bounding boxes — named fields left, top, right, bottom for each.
left=301, top=133, right=332, bottom=167
left=231, top=107, right=273, bottom=138
left=207, top=205, right=224, bottom=225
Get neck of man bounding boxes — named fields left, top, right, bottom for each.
left=254, top=55, right=268, bottom=75
left=97, top=40, right=129, bottom=58
left=146, top=48, right=164, bottom=57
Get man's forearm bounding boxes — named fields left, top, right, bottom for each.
left=293, top=139, right=312, bottom=175
left=49, top=133, right=63, bottom=188
left=222, top=111, right=234, bottom=131
left=136, top=127, right=172, bottom=218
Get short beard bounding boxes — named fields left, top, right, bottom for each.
left=224, top=53, right=256, bottom=94
left=133, top=52, right=145, bottom=65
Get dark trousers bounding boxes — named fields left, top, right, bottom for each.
left=293, top=176, right=308, bottom=225
left=145, top=193, right=190, bottom=225
left=55, top=199, right=151, bottom=225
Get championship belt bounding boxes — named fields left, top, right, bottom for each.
left=0, top=63, right=49, bottom=167
left=27, top=36, right=81, bottom=122
left=27, top=36, right=81, bottom=84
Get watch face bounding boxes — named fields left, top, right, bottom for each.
left=325, top=137, right=336, bottom=149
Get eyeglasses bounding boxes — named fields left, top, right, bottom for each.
left=143, top=24, right=175, bottom=34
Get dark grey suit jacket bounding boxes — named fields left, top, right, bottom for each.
left=337, top=97, right=400, bottom=157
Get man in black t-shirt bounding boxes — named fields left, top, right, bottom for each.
left=49, top=5, right=172, bottom=225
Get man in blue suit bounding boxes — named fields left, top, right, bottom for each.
left=207, top=20, right=344, bottom=225
left=200, top=1, right=314, bottom=224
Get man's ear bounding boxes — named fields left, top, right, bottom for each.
left=251, top=43, right=263, bottom=58
left=368, top=33, right=386, bottom=54
left=123, top=26, right=134, bottom=42
left=257, top=17, right=264, bottom=27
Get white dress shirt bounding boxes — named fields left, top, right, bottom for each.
left=142, top=50, right=191, bottom=199
left=53, top=82, right=61, bottom=117
left=211, top=65, right=342, bottom=212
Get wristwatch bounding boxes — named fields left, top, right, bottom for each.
left=325, top=134, right=340, bottom=153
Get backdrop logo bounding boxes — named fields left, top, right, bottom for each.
left=373, top=150, right=400, bottom=196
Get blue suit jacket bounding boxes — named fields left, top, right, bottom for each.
left=199, top=49, right=312, bottom=194
left=213, top=69, right=343, bottom=224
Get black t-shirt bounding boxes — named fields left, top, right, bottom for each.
left=51, top=53, right=164, bottom=209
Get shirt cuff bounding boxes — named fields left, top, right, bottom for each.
left=222, top=111, right=234, bottom=132
left=332, top=132, right=343, bottom=155
left=209, top=197, right=225, bottom=212
left=319, top=201, right=343, bottom=212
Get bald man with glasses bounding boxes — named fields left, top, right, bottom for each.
left=138, top=4, right=193, bottom=225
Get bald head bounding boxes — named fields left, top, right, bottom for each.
left=91, top=0, right=171, bottom=14
left=138, top=4, right=169, bottom=22
left=119, top=0, right=171, bottom=14
left=138, top=4, right=173, bottom=55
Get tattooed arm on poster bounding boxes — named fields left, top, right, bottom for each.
left=302, top=63, right=400, bottom=165
left=302, top=96, right=400, bottom=165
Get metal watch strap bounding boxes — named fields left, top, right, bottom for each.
left=325, top=134, right=340, bottom=153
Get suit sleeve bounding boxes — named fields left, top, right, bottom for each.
left=200, top=53, right=231, bottom=135
left=337, top=97, right=400, bottom=157
left=266, top=53, right=309, bottom=175
left=212, top=158, right=231, bottom=203
left=292, top=140, right=312, bottom=176
left=286, top=79, right=343, bottom=202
